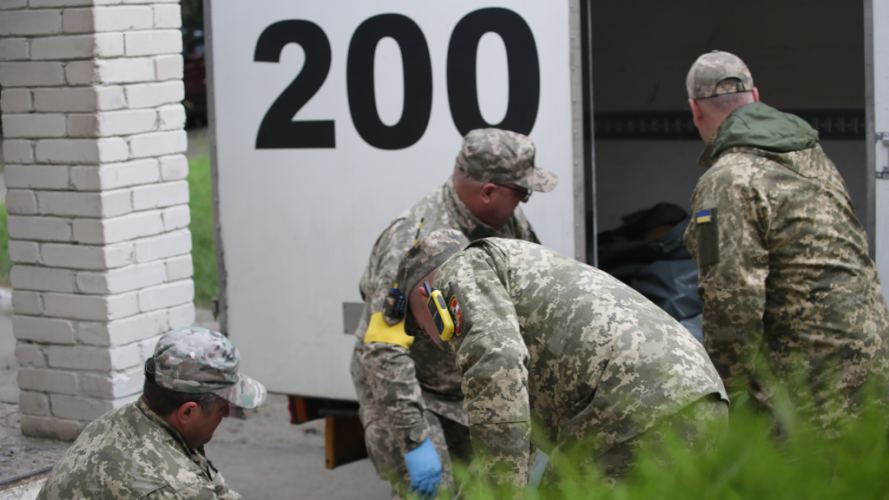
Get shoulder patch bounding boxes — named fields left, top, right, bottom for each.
left=695, top=207, right=719, bottom=267
left=448, top=295, right=463, bottom=336
left=696, top=209, right=712, bottom=223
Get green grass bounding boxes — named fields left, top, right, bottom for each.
left=187, top=156, right=218, bottom=308
left=0, top=203, right=10, bottom=287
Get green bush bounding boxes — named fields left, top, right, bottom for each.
left=188, top=156, right=217, bottom=307
left=457, top=396, right=889, bottom=500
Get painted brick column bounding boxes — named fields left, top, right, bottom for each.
left=0, top=0, right=192, bottom=440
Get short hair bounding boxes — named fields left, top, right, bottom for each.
left=142, top=358, right=219, bottom=416
left=696, top=85, right=755, bottom=115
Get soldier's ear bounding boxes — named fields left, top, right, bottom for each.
left=177, top=401, right=200, bottom=423
left=479, top=183, right=497, bottom=204
left=418, top=285, right=429, bottom=299
left=689, top=99, right=704, bottom=127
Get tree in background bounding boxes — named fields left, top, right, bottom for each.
left=181, top=0, right=203, bottom=29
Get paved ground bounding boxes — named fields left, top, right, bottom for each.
left=206, top=397, right=388, bottom=500
left=0, top=305, right=389, bottom=499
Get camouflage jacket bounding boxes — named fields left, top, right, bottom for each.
left=435, top=238, right=726, bottom=487
left=354, top=177, right=538, bottom=448
left=684, top=102, right=889, bottom=430
left=37, top=398, right=241, bottom=500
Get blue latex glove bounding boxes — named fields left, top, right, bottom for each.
left=528, top=451, right=549, bottom=488
left=403, top=438, right=442, bottom=499
left=527, top=451, right=549, bottom=499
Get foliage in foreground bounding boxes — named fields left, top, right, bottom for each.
left=187, top=156, right=217, bottom=307
left=457, top=397, right=889, bottom=500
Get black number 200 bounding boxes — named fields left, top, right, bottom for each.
left=253, top=8, right=540, bottom=150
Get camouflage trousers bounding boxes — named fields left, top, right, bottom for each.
left=351, top=351, right=471, bottom=500
left=541, top=393, right=729, bottom=493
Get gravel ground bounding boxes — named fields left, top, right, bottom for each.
left=0, top=403, right=68, bottom=481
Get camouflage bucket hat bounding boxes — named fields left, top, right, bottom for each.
left=456, top=128, right=558, bottom=193
left=150, top=327, right=267, bottom=409
left=686, top=50, right=754, bottom=99
left=396, top=229, right=470, bottom=328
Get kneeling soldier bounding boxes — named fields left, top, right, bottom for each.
left=398, top=229, right=728, bottom=491
left=37, top=327, right=266, bottom=500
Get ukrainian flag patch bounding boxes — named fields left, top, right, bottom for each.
left=696, top=210, right=712, bottom=224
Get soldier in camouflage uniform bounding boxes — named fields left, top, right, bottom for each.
left=37, top=327, right=267, bottom=500
left=398, top=229, right=729, bottom=492
left=684, top=51, right=889, bottom=432
left=350, top=128, right=557, bottom=498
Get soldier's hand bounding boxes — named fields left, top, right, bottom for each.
left=404, top=438, right=442, bottom=499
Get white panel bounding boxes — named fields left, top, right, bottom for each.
left=209, top=2, right=576, bottom=398
left=873, top=0, right=889, bottom=305
left=878, top=180, right=889, bottom=300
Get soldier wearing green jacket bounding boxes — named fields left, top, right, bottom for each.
left=398, top=229, right=728, bottom=491
left=350, top=128, right=557, bottom=498
left=684, top=51, right=889, bottom=433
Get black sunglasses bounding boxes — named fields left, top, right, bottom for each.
left=495, top=184, right=532, bottom=202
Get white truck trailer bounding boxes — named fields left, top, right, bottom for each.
left=204, top=0, right=889, bottom=466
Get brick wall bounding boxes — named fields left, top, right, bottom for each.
left=0, top=0, right=192, bottom=440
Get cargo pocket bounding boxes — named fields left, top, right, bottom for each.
left=695, top=208, right=719, bottom=267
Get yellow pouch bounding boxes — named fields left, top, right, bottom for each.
left=363, top=312, right=414, bottom=349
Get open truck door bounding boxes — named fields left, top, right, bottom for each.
left=203, top=0, right=593, bottom=467
left=867, top=0, right=889, bottom=305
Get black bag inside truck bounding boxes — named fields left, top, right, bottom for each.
left=593, top=203, right=704, bottom=342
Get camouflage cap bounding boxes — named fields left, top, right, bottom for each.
left=686, top=50, right=754, bottom=99
left=150, top=327, right=267, bottom=409
left=396, top=229, right=470, bottom=330
left=456, top=128, right=558, bottom=193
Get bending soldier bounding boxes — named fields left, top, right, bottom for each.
left=398, top=229, right=728, bottom=492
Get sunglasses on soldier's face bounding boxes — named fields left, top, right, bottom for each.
left=495, top=184, right=532, bottom=202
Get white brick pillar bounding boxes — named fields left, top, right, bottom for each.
left=0, top=0, right=192, bottom=440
